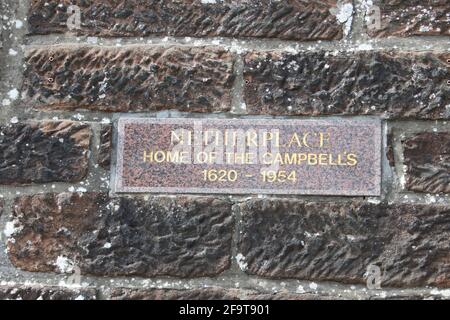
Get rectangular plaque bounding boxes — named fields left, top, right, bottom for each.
left=115, top=118, right=381, bottom=196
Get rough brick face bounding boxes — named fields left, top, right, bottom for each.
left=110, top=288, right=240, bottom=300
left=28, top=0, right=348, bottom=41
left=1, top=0, right=449, bottom=302
left=109, top=288, right=338, bottom=300
left=23, top=45, right=234, bottom=113
left=0, top=121, right=91, bottom=185
left=238, top=200, right=450, bottom=287
left=244, top=51, right=450, bottom=119
left=368, top=0, right=450, bottom=38
left=0, top=285, right=97, bottom=300
left=402, top=132, right=450, bottom=194
left=386, top=128, right=396, bottom=167
left=98, top=124, right=112, bottom=170
left=8, top=193, right=233, bottom=278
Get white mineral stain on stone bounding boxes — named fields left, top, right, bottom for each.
left=8, top=48, right=18, bottom=56
left=309, top=282, right=318, bottom=290
left=103, top=242, right=112, bottom=249
left=425, top=194, right=436, bottom=204
left=8, top=88, right=19, bottom=100
left=14, top=20, right=23, bottom=29
left=58, top=227, right=71, bottom=235
left=4, top=221, right=22, bottom=238
left=356, top=43, right=373, bottom=51
left=87, top=37, right=98, bottom=44
left=360, top=0, right=374, bottom=11
left=10, top=116, right=18, bottom=124
left=72, top=114, right=85, bottom=120
left=2, top=99, right=11, bottom=106
left=304, top=231, right=320, bottom=238
left=55, top=256, right=75, bottom=273
left=335, top=2, right=353, bottom=37
left=296, top=285, right=305, bottom=294
left=235, top=253, right=248, bottom=271
left=431, top=289, right=450, bottom=298
left=399, top=165, right=407, bottom=188
left=229, top=40, right=247, bottom=54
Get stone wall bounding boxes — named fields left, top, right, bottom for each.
left=0, top=0, right=448, bottom=300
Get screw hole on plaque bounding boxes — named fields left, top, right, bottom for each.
left=48, top=77, right=54, bottom=83
left=447, top=80, right=450, bottom=86
left=49, top=56, right=54, bottom=62
left=245, top=79, right=250, bottom=85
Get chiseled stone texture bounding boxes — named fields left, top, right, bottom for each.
left=244, top=51, right=450, bottom=119
left=238, top=199, right=450, bottom=287
left=246, top=292, right=342, bottom=300
left=0, top=121, right=91, bottom=185
left=386, top=128, right=396, bottom=167
left=367, top=0, right=449, bottom=38
left=109, top=287, right=338, bottom=300
left=0, top=285, right=97, bottom=300
left=110, top=288, right=241, bottom=300
left=402, top=132, right=450, bottom=194
left=98, top=124, right=112, bottom=170
left=369, top=293, right=448, bottom=300
left=28, top=0, right=348, bottom=41
left=23, top=45, right=234, bottom=113
left=8, top=193, right=233, bottom=277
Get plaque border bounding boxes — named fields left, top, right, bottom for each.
left=114, top=117, right=382, bottom=196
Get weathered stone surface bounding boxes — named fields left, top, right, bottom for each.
left=386, top=128, right=395, bottom=167
left=8, top=193, right=233, bottom=277
left=98, top=124, right=111, bottom=170
left=28, top=0, right=349, bottom=41
left=0, top=4, right=3, bottom=49
left=0, top=285, right=97, bottom=300
left=23, top=45, right=234, bottom=113
left=403, top=132, right=450, bottom=194
left=244, top=51, right=450, bottom=119
left=367, top=0, right=450, bottom=38
left=0, top=121, right=91, bottom=185
left=238, top=200, right=450, bottom=287
left=247, top=292, right=342, bottom=300
left=369, top=293, right=448, bottom=300
left=109, top=287, right=338, bottom=300
left=110, top=288, right=240, bottom=300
